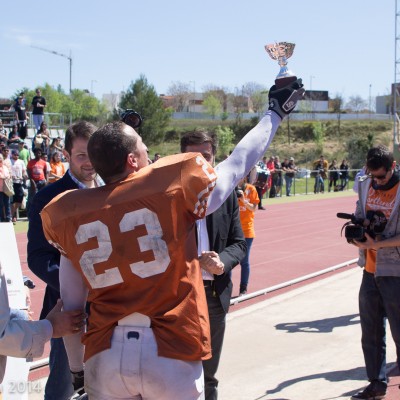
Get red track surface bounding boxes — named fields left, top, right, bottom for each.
left=230, top=195, right=359, bottom=305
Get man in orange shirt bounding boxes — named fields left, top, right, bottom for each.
left=350, top=145, right=400, bottom=400
left=27, top=148, right=47, bottom=212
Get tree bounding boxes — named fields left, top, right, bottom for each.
left=331, top=93, right=344, bottom=137
left=167, top=81, right=191, bottom=112
left=311, top=121, right=325, bottom=152
left=203, top=94, right=222, bottom=119
left=251, top=91, right=268, bottom=114
left=202, top=85, right=229, bottom=112
left=120, top=74, right=172, bottom=145
left=231, top=91, right=246, bottom=124
left=242, top=82, right=268, bottom=113
left=331, top=94, right=344, bottom=114
left=346, top=96, right=367, bottom=114
left=214, top=126, right=234, bottom=158
left=346, top=133, right=374, bottom=168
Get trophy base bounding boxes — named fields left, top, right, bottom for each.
left=275, top=75, right=297, bottom=89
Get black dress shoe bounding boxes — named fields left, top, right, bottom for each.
left=258, top=206, right=266, bottom=210
left=351, top=383, right=386, bottom=400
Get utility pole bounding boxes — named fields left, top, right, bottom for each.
left=310, top=75, right=315, bottom=119
left=394, top=0, right=400, bottom=156
left=31, top=45, right=72, bottom=93
left=91, top=80, right=97, bottom=97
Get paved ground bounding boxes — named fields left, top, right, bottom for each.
left=218, top=268, right=399, bottom=400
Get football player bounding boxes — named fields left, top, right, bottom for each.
left=42, top=78, right=304, bottom=400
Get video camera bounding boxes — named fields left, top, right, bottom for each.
left=337, top=213, right=368, bottom=242
left=235, top=184, right=246, bottom=199
left=337, top=211, right=387, bottom=243
left=120, top=109, right=143, bottom=129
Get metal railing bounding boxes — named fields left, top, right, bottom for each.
left=0, top=110, right=65, bottom=130
left=265, top=168, right=361, bottom=197
left=230, top=258, right=358, bottom=305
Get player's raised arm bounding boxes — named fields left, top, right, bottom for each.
left=206, top=79, right=304, bottom=215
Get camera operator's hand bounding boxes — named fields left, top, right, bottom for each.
left=236, top=189, right=244, bottom=198
left=352, top=233, right=378, bottom=250
left=268, top=78, right=305, bottom=120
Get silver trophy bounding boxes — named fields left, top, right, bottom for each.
left=265, top=42, right=296, bottom=87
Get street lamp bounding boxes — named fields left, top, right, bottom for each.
left=310, top=75, right=315, bottom=117
left=369, top=84, right=372, bottom=119
left=31, top=45, right=72, bottom=93
left=189, top=80, right=196, bottom=116
left=91, top=80, right=98, bottom=97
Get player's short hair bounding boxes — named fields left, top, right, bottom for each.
left=88, top=121, right=138, bottom=183
left=180, top=129, right=217, bottom=155
left=64, top=121, right=97, bottom=155
left=366, top=145, right=394, bottom=172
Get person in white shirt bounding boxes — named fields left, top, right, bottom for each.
left=0, top=261, right=86, bottom=383
left=10, top=149, right=28, bottom=224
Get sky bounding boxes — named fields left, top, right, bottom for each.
left=0, top=1, right=395, bottom=104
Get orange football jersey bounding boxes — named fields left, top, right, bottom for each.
left=42, top=153, right=217, bottom=362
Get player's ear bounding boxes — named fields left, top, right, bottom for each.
left=63, top=149, right=70, bottom=163
left=126, top=152, right=139, bottom=170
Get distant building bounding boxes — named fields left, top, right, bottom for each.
left=160, top=92, right=252, bottom=113
left=376, top=95, right=391, bottom=114
left=102, top=92, right=123, bottom=112
left=189, top=93, right=205, bottom=113
left=297, top=90, right=329, bottom=112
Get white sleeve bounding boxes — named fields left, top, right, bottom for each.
left=60, top=256, right=88, bottom=372
left=0, top=264, right=52, bottom=361
left=206, top=111, right=281, bottom=215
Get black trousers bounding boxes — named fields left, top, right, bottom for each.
left=203, top=284, right=227, bottom=400
left=255, top=186, right=264, bottom=208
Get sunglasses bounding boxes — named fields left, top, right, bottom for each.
left=120, top=110, right=143, bottom=129
left=369, top=170, right=389, bottom=180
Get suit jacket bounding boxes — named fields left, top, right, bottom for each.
left=0, top=262, right=52, bottom=383
left=206, top=191, right=246, bottom=313
left=27, top=171, right=79, bottom=318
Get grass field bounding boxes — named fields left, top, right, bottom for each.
left=284, top=176, right=356, bottom=196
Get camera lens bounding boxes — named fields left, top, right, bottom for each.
left=121, top=110, right=143, bottom=129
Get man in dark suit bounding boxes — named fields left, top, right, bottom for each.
left=27, top=121, right=101, bottom=400
left=181, top=130, right=247, bottom=400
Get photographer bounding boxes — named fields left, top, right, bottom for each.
left=236, top=177, right=259, bottom=295
left=282, top=157, right=297, bottom=197
left=313, top=155, right=328, bottom=194
left=349, top=145, right=400, bottom=400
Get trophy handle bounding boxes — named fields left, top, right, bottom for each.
left=275, top=75, right=297, bottom=89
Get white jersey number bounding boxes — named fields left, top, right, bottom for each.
left=75, top=208, right=171, bottom=288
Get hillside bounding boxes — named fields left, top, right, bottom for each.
left=149, top=118, right=393, bottom=170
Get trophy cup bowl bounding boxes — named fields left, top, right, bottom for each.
left=265, top=42, right=296, bottom=88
